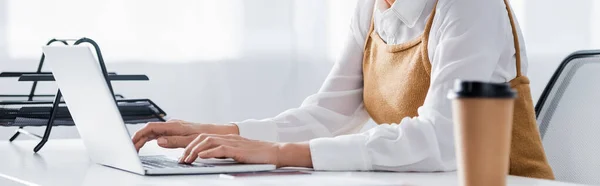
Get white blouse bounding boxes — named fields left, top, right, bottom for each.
left=236, top=0, right=528, bottom=171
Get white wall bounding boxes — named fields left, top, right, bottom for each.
left=0, top=0, right=334, bottom=140
left=523, top=0, right=600, bottom=102
left=2, top=0, right=600, bottom=141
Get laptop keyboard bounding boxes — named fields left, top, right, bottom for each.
left=140, top=156, right=214, bottom=169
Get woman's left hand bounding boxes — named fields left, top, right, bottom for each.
left=178, top=134, right=313, bottom=168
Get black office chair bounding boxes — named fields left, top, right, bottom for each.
left=535, top=50, right=600, bottom=185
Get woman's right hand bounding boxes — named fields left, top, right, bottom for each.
left=131, top=120, right=239, bottom=152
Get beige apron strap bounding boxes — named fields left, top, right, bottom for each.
left=503, top=0, right=523, bottom=77
left=420, top=0, right=439, bottom=76
left=363, top=11, right=377, bottom=51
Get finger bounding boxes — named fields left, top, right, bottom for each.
left=180, top=134, right=241, bottom=162
left=134, top=136, right=148, bottom=152
left=181, top=133, right=209, bottom=162
left=131, top=122, right=185, bottom=146
left=132, top=122, right=165, bottom=143
left=167, top=119, right=196, bottom=125
left=167, top=119, right=185, bottom=123
left=224, top=134, right=246, bottom=140
left=197, top=146, right=239, bottom=160
left=182, top=137, right=239, bottom=163
left=166, top=119, right=181, bottom=124
left=183, top=137, right=239, bottom=163
left=157, top=135, right=197, bottom=148
left=133, top=135, right=158, bottom=152
left=132, top=122, right=182, bottom=151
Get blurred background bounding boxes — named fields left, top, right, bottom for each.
left=1, top=0, right=599, bottom=139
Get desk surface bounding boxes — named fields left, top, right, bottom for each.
left=0, top=139, right=586, bottom=186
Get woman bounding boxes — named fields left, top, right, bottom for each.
left=132, top=0, right=554, bottom=179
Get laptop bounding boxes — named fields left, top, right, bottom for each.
left=42, top=46, right=276, bottom=175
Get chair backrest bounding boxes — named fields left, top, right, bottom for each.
left=536, top=50, right=600, bottom=185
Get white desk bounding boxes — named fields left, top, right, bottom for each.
left=0, top=139, right=585, bottom=186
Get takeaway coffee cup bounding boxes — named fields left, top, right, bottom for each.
left=448, top=80, right=517, bottom=186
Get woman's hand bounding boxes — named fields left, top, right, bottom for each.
left=131, top=120, right=239, bottom=151
left=179, top=134, right=313, bottom=168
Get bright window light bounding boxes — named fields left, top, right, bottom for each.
left=327, top=0, right=358, bottom=61
left=591, top=0, right=600, bottom=48
left=7, top=0, right=242, bottom=63
left=509, top=0, right=526, bottom=33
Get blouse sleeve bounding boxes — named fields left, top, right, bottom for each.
left=308, top=0, right=514, bottom=171
left=235, top=0, right=376, bottom=143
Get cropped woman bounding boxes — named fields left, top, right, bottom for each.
left=132, top=0, right=554, bottom=179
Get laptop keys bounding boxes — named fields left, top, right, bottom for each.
left=140, top=155, right=214, bottom=169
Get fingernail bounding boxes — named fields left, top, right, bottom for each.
left=157, top=138, right=167, bottom=145
left=185, top=156, right=192, bottom=163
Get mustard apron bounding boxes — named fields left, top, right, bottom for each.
left=362, top=0, right=554, bottom=179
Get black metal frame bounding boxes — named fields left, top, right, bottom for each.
left=535, top=50, right=600, bottom=116
left=534, top=50, right=600, bottom=138
left=2, top=38, right=166, bottom=152
left=4, top=39, right=68, bottom=147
